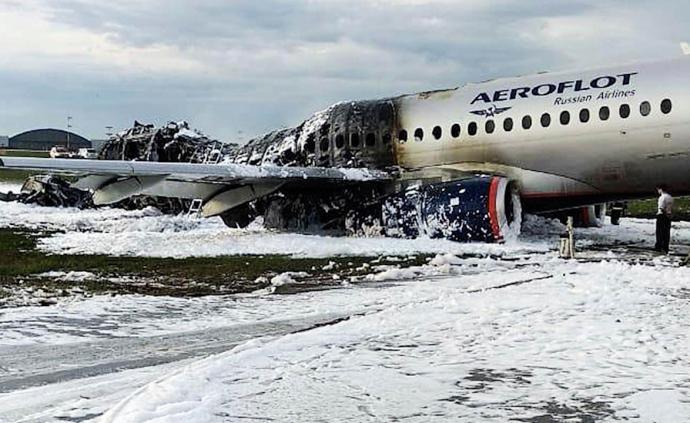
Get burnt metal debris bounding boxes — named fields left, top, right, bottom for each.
left=2, top=101, right=401, bottom=232
left=216, top=100, right=400, bottom=232
left=0, top=175, right=93, bottom=208
left=0, top=175, right=192, bottom=214
left=1, top=121, right=240, bottom=213
left=99, top=120, right=240, bottom=163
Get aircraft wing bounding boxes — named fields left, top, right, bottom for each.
left=0, top=157, right=391, bottom=217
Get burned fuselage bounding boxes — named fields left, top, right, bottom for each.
left=217, top=96, right=520, bottom=243
left=217, top=99, right=404, bottom=234
left=224, top=99, right=400, bottom=170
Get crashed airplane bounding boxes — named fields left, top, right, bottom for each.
left=1, top=56, right=688, bottom=243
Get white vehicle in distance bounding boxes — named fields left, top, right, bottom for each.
left=78, top=148, right=98, bottom=159
left=49, top=146, right=72, bottom=159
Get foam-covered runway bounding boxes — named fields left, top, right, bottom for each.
left=0, top=196, right=689, bottom=422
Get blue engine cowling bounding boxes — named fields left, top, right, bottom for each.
left=381, top=176, right=522, bottom=243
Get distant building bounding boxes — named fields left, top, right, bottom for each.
left=0, top=135, right=8, bottom=148
left=9, top=129, right=91, bottom=151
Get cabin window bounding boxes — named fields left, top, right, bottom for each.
left=560, top=111, right=570, bottom=125
left=485, top=120, right=495, bottom=134
left=335, top=134, right=345, bottom=149
left=366, top=133, right=376, bottom=147
left=619, top=104, right=631, bottom=119
left=468, top=122, right=478, bottom=136
left=414, top=128, right=424, bottom=142
left=522, top=115, right=532, bottom=130
left=451, top=123, right=461, bottom=138
left=640, top=101, right=651, bottom=116
left=398, top=130, right=408, bottom=143
left=579, top=108, right=590, bottom=123
left=319, top=138, right=329, bottom=152
left=503, top=118, right=513, bottom=132
left=661, top=98, right=672, bottom=114
left=432, top=126, right=442, bottom=140
left=382, top=133, right=391, bottom=145
left=599, top=106, right=610, bottom=121
left=350, top=133, right=360, bottom=147
left=541, top=113, right=551, bottom=128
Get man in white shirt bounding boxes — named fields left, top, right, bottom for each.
left=655, top=184, right=674, bottom=253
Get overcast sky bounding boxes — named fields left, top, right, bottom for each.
left=0, top=0, right=689, bottom=141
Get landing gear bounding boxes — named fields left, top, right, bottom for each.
left=609, top=202, right=627, bottom=225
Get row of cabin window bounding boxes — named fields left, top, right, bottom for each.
left=318, top=132, right=392, bottom=152
left=398, top=99, right=673, bottom=143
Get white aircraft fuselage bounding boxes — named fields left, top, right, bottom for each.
left=393, top=57, right=688, bottom=211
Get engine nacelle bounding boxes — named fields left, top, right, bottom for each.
left=381, top=176, right=522, bottom=243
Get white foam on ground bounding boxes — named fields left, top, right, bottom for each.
left=0, top=181, right=22, bottom=193
left=1, top=198, right=690, bottom=421
left=99, top=260, right=690, bottom=422
left=0, top=200, right=552, bottom=258
left=5, top=196, right=689, bottom=259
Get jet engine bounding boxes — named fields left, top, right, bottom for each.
left=380, top=176, right=522, bottom=243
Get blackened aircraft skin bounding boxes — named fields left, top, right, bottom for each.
left=2, top=56, right=689, bottom=242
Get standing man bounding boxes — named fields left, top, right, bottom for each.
left=655, top=184, right=674, bottom=253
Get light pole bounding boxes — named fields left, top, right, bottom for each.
left=105, top=126, right=113, bottom=138
left=66, top=116, right=73, bottom=151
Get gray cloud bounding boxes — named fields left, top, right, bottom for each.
left=0, top=0, right=688, bottom=140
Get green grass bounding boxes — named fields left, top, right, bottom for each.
left=0, top=149, right=49, bottom=182
left=0, top=149, right=50, bottom=158
left=0, top=228, right=431, bottom=297
left=0, top=169, right=35, bottom=182
left=626, top=196, right=690, bottom=220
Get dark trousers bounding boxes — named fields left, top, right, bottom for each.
left=655, top=215, right=672, bottom=252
